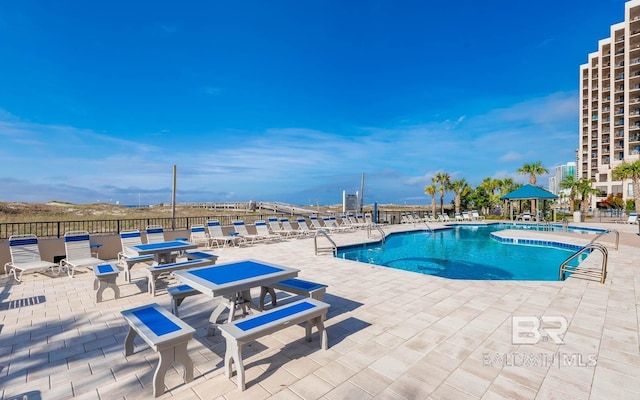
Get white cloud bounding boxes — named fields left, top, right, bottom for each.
left=0, top=91, right=577, bottom=204
left=499, top=151, right=523, bottom=162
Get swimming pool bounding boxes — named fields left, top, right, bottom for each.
left=337, top=225, right=586, bottom=281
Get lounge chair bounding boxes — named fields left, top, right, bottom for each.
left=338, top=215, right=355, bottom=230
left=146, top=225, right=166, bottom=243
left=254, top=220, right=282, bottom=242
left=356, top=214, right=368, bottom=227
left=296, top=217, right=315, bottom=236
left=280, top=218, right=304, bottom=237
left=364, top=213, right=377, bottom=226
left=322, top=216, right=348, bottom=232
left=462, top=212, right=471, bottom=221
left=471, top=210, right=484, bottom=221
left=401, top=214, right=411, bottom=224
left=309, top=216, right=325, bottom=230
left=232, top=220, right=264, bottom=244
left=190, top=224, right=211, bottom=247
left=118, top=229, right=154, bottom=282
left=4, top=234, right=58, bottom=282
left=330, top=216, right=351, bottom=231
left=614, top=212, right=638, bottom=224
left=347, top=214, right=364, bottom=228
left=267, top=217, right=290, bottom=238
left=206, top=220, right=236, bottom=248
left=438, top=213, right=451, bottom=222
left=455, top=213, right=463, bottom=221
left=60, top=230, right=106, bottom=278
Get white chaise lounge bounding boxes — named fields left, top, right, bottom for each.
left=4, top=234, right=58, bottom=282
left=60, top=230, right=105, bottom=278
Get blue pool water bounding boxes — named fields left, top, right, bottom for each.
left=337, top=225, right=588, bottom=281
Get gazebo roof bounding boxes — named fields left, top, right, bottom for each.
left=500, top=184, right=558, bottom=200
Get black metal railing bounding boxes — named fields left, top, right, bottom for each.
left=0, top=210, right=437, bottom=240
left=0, top=215, right=264, bottom=240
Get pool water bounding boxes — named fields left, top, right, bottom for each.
left=337, top=225, right=583, bottom=281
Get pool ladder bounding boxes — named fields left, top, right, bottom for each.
left=589, top=229, right=619, bottom=251
left=314, top=229, right=337, bottom=256
left=558, top=243, right=608, bottom=284
left=367, top=224, right=386, bottom=243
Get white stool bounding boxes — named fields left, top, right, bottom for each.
left=93, top=263, right=120, bottom=302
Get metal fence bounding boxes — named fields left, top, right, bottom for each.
left=0, top=215, right=261, bottom=240
left=0, top=210, right=414, bottom=240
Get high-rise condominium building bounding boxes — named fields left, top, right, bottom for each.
left=548, top=162, right=576, bottom=195
left=580, top=0, right=640, bottom=208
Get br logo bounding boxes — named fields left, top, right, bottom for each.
left=512, top=316, right=568, bottom=345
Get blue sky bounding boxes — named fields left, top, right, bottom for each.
left=0, top=0, right=628, bottom=205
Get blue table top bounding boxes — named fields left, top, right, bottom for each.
left=132, top=306, right=181, bottom=337
left=190, top=261, right=281, bottom=285
left=173, top=259, right=299, bottom=296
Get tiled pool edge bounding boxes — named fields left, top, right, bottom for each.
left=490, top=232, right=584, bottom=251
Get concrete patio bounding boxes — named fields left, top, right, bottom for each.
left=1, top=222, right=639, bottom=399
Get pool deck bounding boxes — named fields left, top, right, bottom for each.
left=1, top=221, right=639, bottom=399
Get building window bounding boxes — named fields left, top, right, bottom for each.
left=629, top=183, right=635, bottom=197
left=612, top=185, right=623, bottom=195
left=599, top=173, right=608, bottom=182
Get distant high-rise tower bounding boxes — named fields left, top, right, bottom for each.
left=548, top=162, right=576, bottom=195
left=580, top=0, right=640, bottom=207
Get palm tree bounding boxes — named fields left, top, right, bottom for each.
left=576, top=177, right=596, bottom=212
left=517, top=161, right=549, bottom=215
left=559, top=175, right=579, bottom=212
left=424, top=184, right=437, bottom=219
left=432, top=172, right=451, bottom=215
left=480, top=177, right=501, bottom=214
left=612, top=160, right=640, bottom=213
left=516, top=161, right=549, bottom=185
left=497, top=177, right=518, bottom=196
left=450, top=179, right=470, bottom=214
left=496, top=177, right=518, bottom=217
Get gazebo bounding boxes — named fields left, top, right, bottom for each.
left=500, top=184, right=558, bottom=221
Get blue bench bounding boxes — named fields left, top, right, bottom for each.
left=259, top=278, right=327, bottom=310
left=167, top=284, right=201, bottom=316
left=218, top=298, right=330, bottom=391
left=146, top=259, right=216, bottom=296
left=119, top=254, right=155, bottom=282
left=184, top=251, right=219, bottom=262
left=121, top=303, right=195, bottom=397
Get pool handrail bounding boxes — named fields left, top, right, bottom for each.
left=559, top=243, right=608, bottom=284
left=589, top=229, right=619, bottom=251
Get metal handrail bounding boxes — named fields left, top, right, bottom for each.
left=423, top=222, right=433, bottom=232
left=314, top=229, right=337, bottom=256
left=590, top=229, right=619, bottom=250
left=559, top=243, right=608, bottom=284
left=367, top=224, right=386, bottom=243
